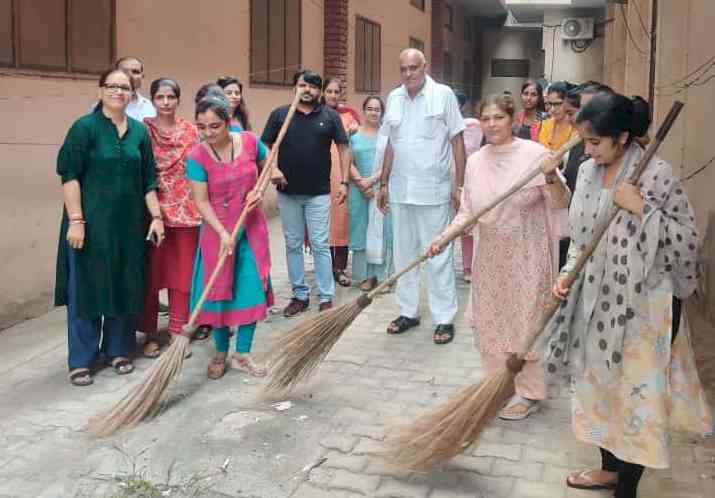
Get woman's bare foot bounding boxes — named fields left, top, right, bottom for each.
left=207, top=353, right=228, bottom=379
left=231, top=354, right=267, bottom=377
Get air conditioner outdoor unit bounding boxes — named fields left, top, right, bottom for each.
left=561, top=17, right=595, bottom=40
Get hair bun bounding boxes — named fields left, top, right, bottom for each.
left=629, top=95, right=651, bottom=137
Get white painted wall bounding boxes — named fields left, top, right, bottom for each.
left=542, top=9, right=604, bottom=84
left=480, top=28, right=544, bottom=100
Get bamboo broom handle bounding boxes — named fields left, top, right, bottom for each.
left=182, top=91, right=303, bottom=334
left=366, top=135, right=583, bottom=300
left=519, top=101, right=684, bottom=357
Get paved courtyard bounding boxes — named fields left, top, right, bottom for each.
left=0, top=218, right=713, bottom=497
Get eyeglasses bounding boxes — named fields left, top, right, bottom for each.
left=547, top=100, right=564, bottom=107
left=103, top=84, right=132, bottom=93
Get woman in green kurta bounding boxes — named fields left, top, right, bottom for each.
left=55, top=68, right=163, bottom=386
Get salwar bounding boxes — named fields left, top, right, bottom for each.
left=482, top=352, right=546, bottom=400
left=600, top=448, right=645, bottom=498
left=213, top=323, right=257, bottom=353
left=391, top=203, right=458, bottom=324
left=66, top=246, right=134, bottom=370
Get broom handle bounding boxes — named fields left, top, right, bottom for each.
left=520, top=101, right=684, bottom=356
left=366, top=135, right=583, bottom=299
left=182, top=91, right=303, bottom=334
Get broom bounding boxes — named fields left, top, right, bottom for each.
left=385, top=101, right=685, bottom=471
left=264, top=135, right=584, bottom=393
left=87, top=91, right=304, bottom=437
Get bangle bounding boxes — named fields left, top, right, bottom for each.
left=340, top=181, right=349, bottom=186
left=152, top=215, right=162, bottom=221
left=69, top=219, right=86, bottom=225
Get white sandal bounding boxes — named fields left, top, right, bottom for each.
left=498, top=395, right=539, bottom=420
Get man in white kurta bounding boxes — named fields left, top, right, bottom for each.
left=377, top=49, right=466, bottom=344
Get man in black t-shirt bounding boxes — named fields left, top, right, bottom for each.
left=261, top=70, right=350, bottom=317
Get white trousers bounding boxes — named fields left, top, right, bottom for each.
left=391, top=203, right=458, bottom=324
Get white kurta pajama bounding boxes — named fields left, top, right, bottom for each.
left=380, top=76, right=465, bottom=325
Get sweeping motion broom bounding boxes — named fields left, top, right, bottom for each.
left=386, top=101, right=685, bottom=471
left=88, top=91, right=304, bottom=437
left=264, top=134, right=584, bottom=393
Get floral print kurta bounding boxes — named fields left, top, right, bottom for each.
left=544, top=144, right=713, bottom=468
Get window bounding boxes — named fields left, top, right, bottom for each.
left=445, top=4, right=453, bottom=31
left=409, top=37, right=424, bottom=53
left=0, top=0, right=114, bottom=74
left=355, top=16, right=381, bottom=93
left=250, top=0, right=301, bottom=86
left=410, top=0, right=425, bottom=11
left=443, top=52, right=453, bottom=83
left=464, top=19, right=473, bottom=43
left=491, top=58, right=530, bottom=78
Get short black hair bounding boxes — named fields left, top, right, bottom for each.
left=293, top=69, right=323, bottom=88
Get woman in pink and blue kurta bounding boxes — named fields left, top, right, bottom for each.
left=187, top=96, right=273, bottom=380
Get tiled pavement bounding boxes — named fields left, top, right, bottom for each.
left=0, top=217, right=713, bottom=497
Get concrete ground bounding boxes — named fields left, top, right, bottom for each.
left=0, top=217, right=713, bottom=498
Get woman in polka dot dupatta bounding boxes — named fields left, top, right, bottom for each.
left=546, top=92, right=712, bottom=498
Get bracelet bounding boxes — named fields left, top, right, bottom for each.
left=69, top=219, right=86, bottom=225
left=152, top=215, right=163, bottom=221
left=340, top=181, right=349, bottom=186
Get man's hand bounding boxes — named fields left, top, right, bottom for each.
left=271, top=168, right=288, bottom=189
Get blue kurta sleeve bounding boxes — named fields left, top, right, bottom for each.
left=186, top=157, right=208, bottom=182
left=257, top=139, right=268, bottom=162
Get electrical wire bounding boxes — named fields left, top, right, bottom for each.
left=683, top=154, right=715, bottom=182
left=631, top=0, right=652, bottom=39
left=619, top=4, right=648, bottom=56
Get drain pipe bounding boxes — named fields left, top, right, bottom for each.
left=647, top=0, right=658, bottom=118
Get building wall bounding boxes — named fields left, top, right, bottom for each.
left=440, top=2, right=476, bottom=95
left=479, top=27, right=543, bottom=100
left=0, top=0, right=323, bottom=329
left=542, top=9, right=604, bottom=85
left=345, top=0, right=432, bottom=108
left=603, top=0, right=715, bottom=324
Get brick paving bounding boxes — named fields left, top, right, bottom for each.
left=0, top=217, right=713, bottom=497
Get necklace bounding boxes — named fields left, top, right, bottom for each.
left=209, top=137, right=234, bottom=163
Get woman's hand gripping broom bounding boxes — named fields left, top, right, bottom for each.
left=87, top=91, right=305, bottom=437
left=264, top=135, right=584, bottom=394
left=385, top=102, right=684, bottom=471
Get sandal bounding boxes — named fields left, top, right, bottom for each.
left=68, top=368, right=93, bottom=387
left=111, top=357, right=134, bottom=375
left=334, top=270, right=351, bottom=287
left=387, top=315, right=421, bottom=335
left=499, top=395, right=539, bottom=420
left=433, top=324, right=455, bottom=345
left=207, top=353, right=228, bottom=380
left=193, top=325, right=211, bottom=341
left=231, top=354, right=268, bottom=377
left=142, top=340, right=161, bottom=359
left=566, top=470, right=618, bottom=490
left=359, top=277, right=377, bottom=292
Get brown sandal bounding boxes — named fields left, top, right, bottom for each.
left=68, top=368, right=93, bottom=386
left=207, top=353, right=227, bottom=380
left=142, top=341, right=161, bottom=359
left=231, top=354, right=267, bottom=377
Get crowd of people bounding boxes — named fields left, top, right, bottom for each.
left=53, top=48, right=711, bottom=498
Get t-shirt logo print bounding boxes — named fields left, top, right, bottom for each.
left=319, top=122, right=324, bottom=127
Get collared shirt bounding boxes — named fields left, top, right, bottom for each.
left=126, top=92, right=156, bottom=122
left=261, top=103, right=348, bottom=196
left=381, top=76, right=465, bottom=205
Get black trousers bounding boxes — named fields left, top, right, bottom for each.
left=598, top=296, right=682, bottom=498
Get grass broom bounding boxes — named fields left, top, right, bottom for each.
left=264, top=135, right=584, bottom=393
left=88, top=91, right=304, bottom=437
left=385, top=101, right=685, bottom=471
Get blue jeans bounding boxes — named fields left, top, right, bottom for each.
left=277, top=193, right=334, bottom=303
left=66, top=246, right=134, bottom=370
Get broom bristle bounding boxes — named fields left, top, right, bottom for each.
left=87, top=334, right=191, bottom=437
left=265, top=298, right=368, bottom=393
left=385, top=367, right=518, bottom=471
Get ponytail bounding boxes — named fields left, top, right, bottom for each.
left=576, top=92, right=651, bottom=144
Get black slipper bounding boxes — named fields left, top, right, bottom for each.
left=433, top=324, right=455, bottom=345
left=387, top=315, right=420, bottom=334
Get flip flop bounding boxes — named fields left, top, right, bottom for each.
left=68, top=368, right=93, bottom=387
left=566, top=470, right=618, bottom=490
left=142, top=341, right=161, bottom=359
left=498, top=395, right=539, bottom=420
left=111, top=357, right=134, bottom=375
left=387, top=315, right=421, bottom=334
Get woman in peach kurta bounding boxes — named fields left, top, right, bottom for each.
left=324, top=77, right=360, bottom=286
left=429, top=93, right=570, bottom=420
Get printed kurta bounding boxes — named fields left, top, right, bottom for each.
left=330, top=111, right=358, bottom=246
left=450, top=139, right=567, bottom=353
left=55, top=112, right=157, bottom=318
left=543, top=144, right=712, bottom=468
left=186, top=132, right=274, bottom=328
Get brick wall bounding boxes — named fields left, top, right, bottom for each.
left=324, top=0, right=349, bottom=87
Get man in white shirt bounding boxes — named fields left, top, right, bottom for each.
left=116, top=56, right=156, bottom=122
left=376, top=49, right=466, bottom=345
